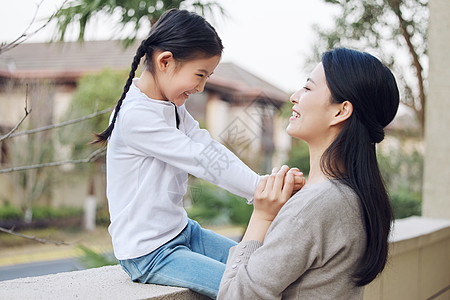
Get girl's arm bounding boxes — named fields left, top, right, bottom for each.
left=120, top=105, right=260, bottom=201
left=180, top=107, right=305, bottom=198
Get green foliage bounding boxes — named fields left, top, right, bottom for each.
left=310, top=0, right=428, bottom=134
left=284, top=139, right=310, bottom=176
left=228, top=194, right=253, bottom=226
left=186, top=180, right=252, bottom=227
left=32, top=206, right=83, bottom=220
left=70, top=68, right=127, bottom=130
left=377, top=142, right=423, bottom=219
left=51, top=0, right=226, bottom=45
left=390, top=188, right=422, bottom=219
left=0, top=202, right=22, bottom=220
left=279, top=99, right=294, bottom=119
left=77, top=245, right=117, bottom=269
left=73, top=69, right=126, bottom=109
left=95, top=206, right=111, bottom=226
left=60, top=68, right=127, bottom=157
left=0, top=203, right=82, bottom=221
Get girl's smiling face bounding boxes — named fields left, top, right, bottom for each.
left=157, top=54, right=221, bottom=107
left=286, top=63, right=340, bottom=145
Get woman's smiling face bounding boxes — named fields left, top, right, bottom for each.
left=286, top=63, right=338, bottom=144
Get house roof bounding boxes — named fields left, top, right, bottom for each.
left=0, top=40, right=136, bottom=80
left=208, top=63, right=288, bottom=104
left=0, top=40, right=288, bottom=103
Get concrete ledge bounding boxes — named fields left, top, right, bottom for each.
left=0, top=265, right=210, bottom=300
left=389, top=216, right=450, bottom=256
left=364, top=216, right=450, bottom=300
left=2, top=216, right=449, bottom=299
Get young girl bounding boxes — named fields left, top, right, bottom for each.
left=94, top=9, right=302, bottom=299
left=218, top=48, right=400, bottom=299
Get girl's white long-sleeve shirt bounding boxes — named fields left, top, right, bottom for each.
left=107, top=80, right=261, bottom=260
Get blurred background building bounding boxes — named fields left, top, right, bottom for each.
left=0, top=40, right=290, bottom=211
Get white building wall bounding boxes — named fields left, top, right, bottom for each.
left=423, top=0, right=450, bottom=218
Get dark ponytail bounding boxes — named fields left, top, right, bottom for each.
left=93, top=9, right=223, bottom=143
left=320, top=48, right=399, bottom=286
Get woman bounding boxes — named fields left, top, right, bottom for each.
left=218, top=48, right=399, bottom=299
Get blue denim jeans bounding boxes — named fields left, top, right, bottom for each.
left=119, top=219, right=237, bottom=299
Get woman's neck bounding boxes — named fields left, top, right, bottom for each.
left=305, top=143, right=329, bottom=186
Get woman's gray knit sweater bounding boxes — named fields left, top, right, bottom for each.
left=218, top=179, right=366, bottom=300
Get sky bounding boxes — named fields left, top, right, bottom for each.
left=0, top=0, right=339, bottom=92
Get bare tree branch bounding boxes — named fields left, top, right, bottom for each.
left=0, top=146, right=106, bottom=174
left=0, top=0, right=69, bottom=55
left=0, top=85, right=32, bottom=142
left=8, top=106, right=113, bottom=139
left=388, top=0, right=426, bottom=135
left=0, top=226, right=71, bottom=246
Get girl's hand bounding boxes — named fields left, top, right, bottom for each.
left=290, top=167, right=306, bottom=196
left=253, top=165, right=295, bottom=222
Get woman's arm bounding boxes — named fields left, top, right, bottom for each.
left=218, top=169, right=313, bottom=300
left=242, top=165, right=297, bottom=242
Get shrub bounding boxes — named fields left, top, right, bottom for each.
left=377, top=143, right=423, bottom=219
left=0, top=202, right=22, bottom=220
left=284, top=139, right=310, bottom=175
left=186, top=179, right=252, bottom=227
left=390, top=187, right=422, bottom=219
left=77, top=245, right=117, bottom=269
left=32, top=206, right=83, bottom=220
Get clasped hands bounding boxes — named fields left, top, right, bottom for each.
left=253, top=165, right=306, bottom=222
left=242, top=166, right=305, bottom=242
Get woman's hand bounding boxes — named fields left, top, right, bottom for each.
left=253, top=165, right=295, bottom=222
left=242, top=165, right=296, bottom=242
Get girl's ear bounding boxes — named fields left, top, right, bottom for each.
left=330, top=100, right=353, bottom=126
left=156, top=51, right=174, bottom=72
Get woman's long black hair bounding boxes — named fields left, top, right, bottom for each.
left=93, top=9, right=223, bottom=143
left=321, top=48, right=399, bottom=286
